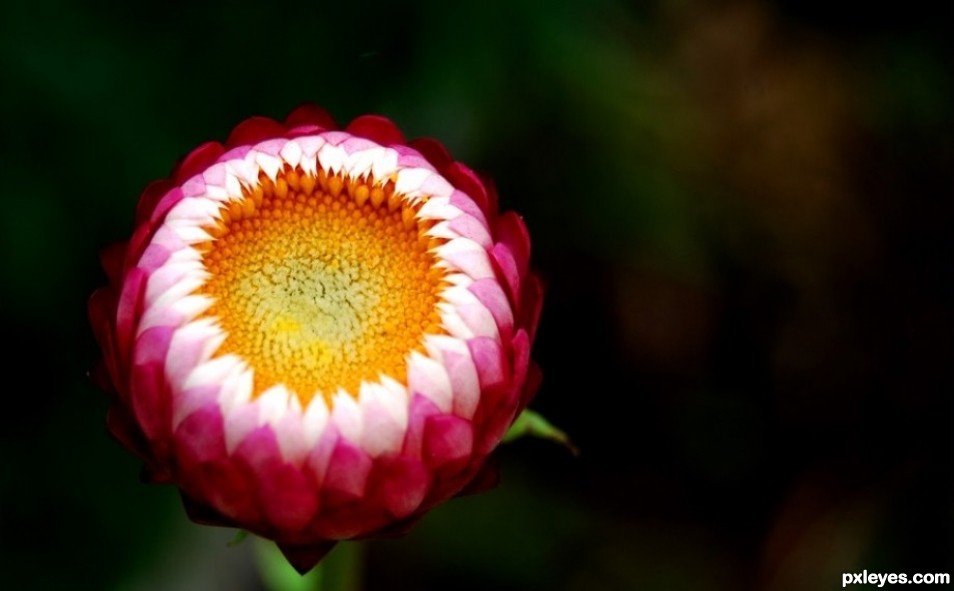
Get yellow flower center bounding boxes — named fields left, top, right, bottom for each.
left=197, top=167, right=446, bottom=405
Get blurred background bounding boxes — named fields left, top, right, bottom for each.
left=1, top=0, right=951, bottom=589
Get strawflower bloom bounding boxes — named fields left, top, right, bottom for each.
left=88, top=105, right=542, bottom=573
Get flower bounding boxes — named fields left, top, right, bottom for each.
left=87, top=105, right=542, bottom=573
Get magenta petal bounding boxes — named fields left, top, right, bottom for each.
left=370, top=455, right=429, bottom=518
left=423, top=414, right=474, bottom=469
left=198, top=459, right=263, bottom=527
left=401, top=394, right=442, bottom=458
left=174, top=404, right=227, bottom=466
left=130, top=326, right=175, bottom=442
left=467, top=337, right=509, bottom=393
left=260, top=463, right=319, bottom=533
left=322, top=439, right=373, bottom=501
left=234, top=427, right=319, bottom=533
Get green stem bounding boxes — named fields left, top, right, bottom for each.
left=255, top=537, right=364, bottom=591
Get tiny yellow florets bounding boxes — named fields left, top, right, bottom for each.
left=197, top=168, right=446, bottom=405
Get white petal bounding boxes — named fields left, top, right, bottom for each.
left=280, top=139, right=302, bottom=168
left=318, top=143, right=346, bottom=174
left=358, top=381, right=408, bottom=456
left=436, top=302, right=475, bottom=340
left=166, top=197, right=221, bottom=225
left=418, top=196, right=460, bottom=221
left=395, top=167, right=432, bottom=196
left=435, top=237, right=495, bottom=279
left=302, top=395, right=330, bottom=448
left=330, top=389, right=363, bottom=444
left=344, top=147, right=382, bottom=179
left=184, top=354, right=243, bottom=389
left=256, top=384, right=294, bottom=427
left=424, top=335, right=480, bottom=419
left=407, top=351, right=453, bottom=412
left=255, top=151, right=282, bottom=180
left=226, top=159, right=260, bottom=189
left=166, top=319, right=225, bottom=390
left=371, top=147, right=400, bottom=179
left=442, top=286, right=499, bottom=338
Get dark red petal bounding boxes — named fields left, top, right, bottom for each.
left=443, top=162, right=492, bottom=218
left=345, top=115, right=406, bottom=146
left=519, top=272, right=545, bottom=341
left=106, top=405, right=151, bottom=461
left=134, top=179, right=175, bottom=226
left=489, top=242, right=522, bottom=312
left=99, top=242, right=128, bottom=287
left=519, top=360, right=543, bottom=410
left=173, top=142, right=225, bottom=184
left=422, top=415, right=474, bottom=470
left=276, top=541, right=338, bottom=575
left=285, top=104, right=337, bottom=131
left=180, top=492, right=240, bottom=528
left=493, top=212, right=530, bottom=280
left=89, top=358, right=115, bottom=394
left=88, top=288, right=118, bottom=381
left=363, top=514, right=424, bottom=539
left=455, top=456, right=501, bottom=497
left=226, top=117, right=287, bottom=149
left=479, top=173, right=500, bottom=219
left=408, top=137, right=453, bottom=171
left=368, top=455, right=430, bottom=518
left=140, top=463, right=173, bottom=484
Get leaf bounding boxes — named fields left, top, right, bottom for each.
left=226, top=529, right=249, bottom=547
left=503, top=409, right=579, bottom=455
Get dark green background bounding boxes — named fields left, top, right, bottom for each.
left=1, top=0, right=951, bottom=589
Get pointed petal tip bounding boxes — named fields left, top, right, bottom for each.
left=277, top=541, right=338, bottom=575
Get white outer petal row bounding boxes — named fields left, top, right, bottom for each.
left=136, top=133, right=511, bottom=464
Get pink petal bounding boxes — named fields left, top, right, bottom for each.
left=468, top=278, right=515, bottom=342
